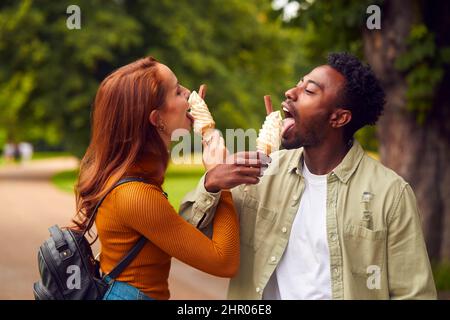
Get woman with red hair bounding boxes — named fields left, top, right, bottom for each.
left=73, top=57, right=262, bottom=300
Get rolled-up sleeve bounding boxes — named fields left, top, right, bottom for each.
left=179, top=174, right=222, bottom=229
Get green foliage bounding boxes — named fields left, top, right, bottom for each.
left=281, top=0, right=381, bottom=63
left=0, top=0, right=142, bottom=156
left=129, top=0, right=301, bottom=130
left=395, top=24, right=450, bottom=124
left=5, top=0, right=446, bottom=157
left=0, top=128, right=6, bottom=149
left=0, top=0, right=301, bottom=156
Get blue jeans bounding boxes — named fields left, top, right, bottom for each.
left=102, top=276, right=154, bottom=300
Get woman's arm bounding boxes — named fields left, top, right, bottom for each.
left=117, top=183, right=240, bottom=277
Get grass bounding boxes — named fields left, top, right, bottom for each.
left=164, top=163, right=205, bottom=210
left=52, top=169, right=79, bottom=193
left=51, top=162, right=205, bottom=211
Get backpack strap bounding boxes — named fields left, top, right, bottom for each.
left=106, top=236, right=147, bottom=280
left=82, top=177, right=148, bottom=239
left=81, top=177, right=149, bottom=280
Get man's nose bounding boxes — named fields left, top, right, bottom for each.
left=285, top=87, right=297, bottom=101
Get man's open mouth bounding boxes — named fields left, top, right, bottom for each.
left=281, top=101, right=295, bottom=138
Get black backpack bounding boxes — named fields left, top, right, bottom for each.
left=33, top=177, right=148, bottom=300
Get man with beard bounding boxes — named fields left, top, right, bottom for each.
left=180, top=52, right=436, bottom=299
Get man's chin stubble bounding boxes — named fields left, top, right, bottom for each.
left=281, top=138, right=303, bottom=150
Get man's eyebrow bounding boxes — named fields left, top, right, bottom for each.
left=303, top=77, right=324, bottom=90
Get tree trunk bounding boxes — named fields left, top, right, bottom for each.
left=363, top=0, right=450, bottom=262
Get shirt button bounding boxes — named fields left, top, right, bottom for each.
left=256, top=287, right=261, bottom=293
left=333, top=267, right=339, bottom=274
left=270, top=256, right=277, bottom=263
left=281, top=227, right=287, bottom=233
left=205, top=199, right=211, bottom=205
left=330, top=233, right=337, bottom=242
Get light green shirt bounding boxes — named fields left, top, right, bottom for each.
left=179, top=140, right=437, bottom=299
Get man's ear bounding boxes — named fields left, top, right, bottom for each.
left=149, top=109, right=159, bottom=127
left=330, top=108, right=352, bottom=129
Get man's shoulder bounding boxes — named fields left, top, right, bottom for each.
left=358, top=151, right=408, bottom=189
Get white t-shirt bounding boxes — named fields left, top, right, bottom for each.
left=263, top=161, right=331, bottom=300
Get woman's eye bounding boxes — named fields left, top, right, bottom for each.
left=305, top=89, right=314, bottom=94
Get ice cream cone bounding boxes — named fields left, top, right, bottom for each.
left=188, top=90, right=215, bottom=138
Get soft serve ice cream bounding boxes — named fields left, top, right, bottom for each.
left=188, top=90, right=215, bottom=139
left=256, top=111, right=282, bottom=155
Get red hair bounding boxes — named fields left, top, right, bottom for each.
left=73, top=56, right=168, bottom=231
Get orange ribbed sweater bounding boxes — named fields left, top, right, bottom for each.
left=96, top=154, right=239, bottom=300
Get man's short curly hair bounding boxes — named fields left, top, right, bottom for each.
left=327, top=52, right=385, bottom=140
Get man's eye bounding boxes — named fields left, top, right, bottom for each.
left=305, top=89, right=314, bottom=94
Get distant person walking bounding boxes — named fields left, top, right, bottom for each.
left=18, top=142, right=33, bottom=163
left=3, top=142, right=15, bottom=163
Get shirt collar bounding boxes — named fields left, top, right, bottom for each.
left=287, top=139, right=365, bottom=184
left=287, top=147, right=304, bottom=174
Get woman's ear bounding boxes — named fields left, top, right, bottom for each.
left=149, top=109, right=159, bottom=127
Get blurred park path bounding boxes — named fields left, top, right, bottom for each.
left=0, top=158, right=228, bottom=300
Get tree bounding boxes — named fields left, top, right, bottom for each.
left=0, top=0, right=142, bottom=156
